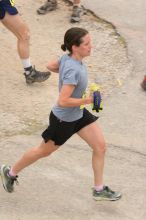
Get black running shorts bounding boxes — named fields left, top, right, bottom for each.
left=0, top=0, right=18, bottom=19
left=42, top=108, right=98, bottom=146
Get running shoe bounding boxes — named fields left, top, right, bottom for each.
left=0, top=165, right=18, bottom=193
left=37, top=0, right=57, bottom=14
left=93, top=186, right=122, bottom=201
left=24, top=66, right=51, bottom=84
left=70, top=5, right=83, bottom=23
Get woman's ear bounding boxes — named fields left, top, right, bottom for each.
left=72, top=45, right=78, bottom=53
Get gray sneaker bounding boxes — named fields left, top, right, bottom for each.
left=0, top=165, right=18, bottom=193
left=70, top=6, right=83, bottom=23
left=37, top=0, right=57, bottom=15
left=24, top=66, right=51, bottom=84
left=93, top=186, right=122, bottom=201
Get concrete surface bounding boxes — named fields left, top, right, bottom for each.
left=82, top=1, right=146, bottom=219
left=81, top=0, right=146, bottom=158
left=82, top=0, right=146, bottom=72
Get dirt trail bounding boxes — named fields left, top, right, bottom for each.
left=0, top=0, right=132, bottom=138
left=0, top=1, right=134, bottom=220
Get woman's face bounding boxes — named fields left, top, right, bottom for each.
left=73, top=34, right=92, bottom=58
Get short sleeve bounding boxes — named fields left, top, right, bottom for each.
left=58, top=56, right=61, bottom=65
left=62, top=67, right=79, bottom=86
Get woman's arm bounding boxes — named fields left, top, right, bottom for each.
left=47, top=59, right=59, bottom=73
left=57, top=84, right=93, bottom=107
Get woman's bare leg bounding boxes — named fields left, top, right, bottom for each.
left=77, top=122, right=106, bottom=186
left=11, top=140, right=59, bottom=175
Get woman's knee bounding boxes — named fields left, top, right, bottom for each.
left=92, top=141, right=106, bottom=155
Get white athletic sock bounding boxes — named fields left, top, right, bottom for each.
left=21, top=58, right=32, bottom=69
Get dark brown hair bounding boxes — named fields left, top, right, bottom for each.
left=61, top=27, right=88, bottom=53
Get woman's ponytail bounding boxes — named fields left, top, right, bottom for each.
left=61, top=44, right=66, bottom=51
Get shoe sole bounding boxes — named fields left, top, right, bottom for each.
left=26, top=79, right=35, bottom=84
left=37, top=8, right=56, bottom=14
left=0, top=165, right=11, bottom=193
left=70, top=17, right=80, bottom=23
left=32, top=76, right=50, bottom=83
left=26, top=73, right=51, bottom=84
left=93, top=194, right=122, bottom=201
left=37, top=6, right=57, bottom=15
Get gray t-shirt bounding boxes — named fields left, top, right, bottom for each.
left=52, top=54, right=88, bottom=122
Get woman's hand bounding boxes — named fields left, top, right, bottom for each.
left=84, top=94, right=93, bottom=105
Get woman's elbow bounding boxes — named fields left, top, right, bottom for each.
left=57, top=99, right=66, bottom=107
left=46, top=64, right=52, bottom=71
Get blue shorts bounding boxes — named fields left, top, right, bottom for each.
left=0, top=0, right=18, bottom=19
